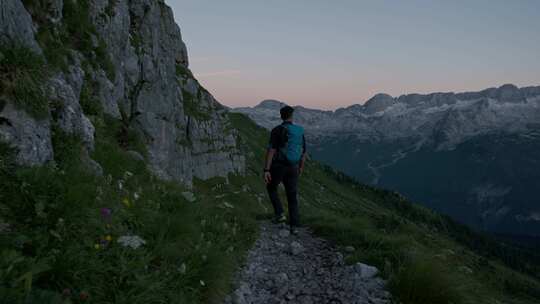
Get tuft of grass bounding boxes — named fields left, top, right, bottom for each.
left=182, top=88, right=211, bottom=121
left=35, top=26, right=70, bottom=71
left=105, top=0, right=118, bottom=17
left=0, top=45, right=49, bottom=119
left=176, top=63, right=194, bottom=78
left=388, top=257, right=464, bottom=304
left=79, top=77, right=103, bottom=117
left=95, top=38, right=116, bottom=81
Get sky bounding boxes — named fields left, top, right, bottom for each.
left=167, top=0, right=540, bottom=110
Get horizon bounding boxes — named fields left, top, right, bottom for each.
left=169, top=0, right=540, bottom=110
left=242, top=82, right=537, bottom=111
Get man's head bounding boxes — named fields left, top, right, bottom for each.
left=280, top=106, right=294, bottom=121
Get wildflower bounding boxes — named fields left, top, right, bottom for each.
left=100, top=208, right=112, bottom=220
left=94, top=244, right=100, bottom=250
left=134, top=192, right=140, bottom=201
left=117, top=235, right=146, bottom=249
left=122, top=198, right=131, bottom=208
left=79, top=291, right=89, bottom=301
left=179, top=263, right=187, bottom=274
left=105, top=235, right=113, bottom=242
left=118, top=180, right=124, bottom=190
left=200, top=280, right=205, bottom=286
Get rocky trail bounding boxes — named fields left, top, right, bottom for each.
left=224, top=222, right=392, bottom=304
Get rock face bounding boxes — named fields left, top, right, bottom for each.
left=0, top=0, right=244, bottom=185
left=0, top=0, right=42, bottom=53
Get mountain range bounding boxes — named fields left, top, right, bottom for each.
left=233, top=84, right=540, bottom=237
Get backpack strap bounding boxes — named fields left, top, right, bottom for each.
left=274, top=124, right=290, bottom=165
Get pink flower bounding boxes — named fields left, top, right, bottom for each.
left=100, top=208, right=112, bottom=221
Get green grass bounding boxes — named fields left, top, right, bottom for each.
left=182, top=89, right=212, bottom=121
left=79, top=77, right=103, bottom=117
left=388, top=257, right=463, bottom=304
left=176, top=63, right=194, bottom=78
left=0, top=114, right=264, bottom=303
left=0, top=45, right=48, bottom=119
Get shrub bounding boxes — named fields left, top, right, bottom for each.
left=79, top=78, right=103, bottom=117
left=0, top=45, right=48, bottom=119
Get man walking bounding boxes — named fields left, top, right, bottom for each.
left=263, top=106, right=306, bottom=234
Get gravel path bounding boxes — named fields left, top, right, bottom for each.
left=224, top=222, right=392, bottom=304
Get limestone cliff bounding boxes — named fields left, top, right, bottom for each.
left=0, top=0, right=244, bottom=185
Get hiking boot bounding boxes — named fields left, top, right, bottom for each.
left=272, top=214, right=286, bottom=224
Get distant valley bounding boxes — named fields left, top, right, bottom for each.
left=233, top=84, right=540, bottom=237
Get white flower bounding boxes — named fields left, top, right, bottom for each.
left=117, top=235, right=146, bottom=249
left=178, top=263, right=187, bottom=274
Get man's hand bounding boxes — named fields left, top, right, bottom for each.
left=264, top=171, right=272, bottom=184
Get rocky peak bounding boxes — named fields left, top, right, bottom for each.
left=256, top=99, right=287, bottom=109
left=494, top=84, right=523, bottom=102
left=362, top=93, right=395, bottom=114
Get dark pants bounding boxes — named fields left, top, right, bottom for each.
left=267, top=163, right=300, bottom=227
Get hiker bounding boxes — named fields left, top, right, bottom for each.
left=263, top=105, right=306, bottom=234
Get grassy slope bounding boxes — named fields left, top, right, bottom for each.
left=228, top=112, right=540, bottom=304
left=1, top=109, right=539, bottom=304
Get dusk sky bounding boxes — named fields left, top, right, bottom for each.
left=168, top=0, right=540, bottom=110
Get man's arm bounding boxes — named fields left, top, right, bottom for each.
left=299, top=134, right=307, bottom=174
left=264, top=148, right=276, bottom=171
left=263, top=127, right=280, bottom=183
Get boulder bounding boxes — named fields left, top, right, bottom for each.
left=355, top=263, right=379, bottom=279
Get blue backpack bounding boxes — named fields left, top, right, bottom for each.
left=278, top=123, right=304, bottom=165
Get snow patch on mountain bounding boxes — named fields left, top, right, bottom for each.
left=233, top=84, right=540, bottom=149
